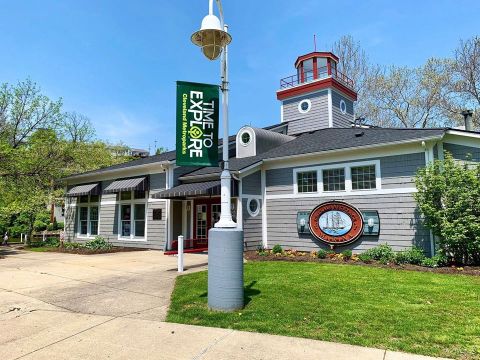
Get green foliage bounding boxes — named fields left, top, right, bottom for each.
left=317, top=249, right=328, bottom=259
left=341, top=249, right=353, bottom=260
left=271, top=244, right=283, bottom=254
left=34, top=211, right=51, bottom=232
left=63, top=242, right=83, bottom=250
left=415, top=153, right=480, bottom=265
left=358, top=252, right=373, bottom=263
left=362, top=244, right=395, bottom=264
left=84, top=236, right=112, bottom=250
left=44, top=237, right=60, bottom=248
left=394, top=247, right=426, bottom=265
left=421, top=254, right=448, bottom=268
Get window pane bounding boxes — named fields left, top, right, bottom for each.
left=90, top=195, right=99, bottom=203
left=297, top=171, right=317, bottom=193
left=90, top=221, right=98, bottom=235
left=121, top=204, right=131, bottom=236
left=134, top=190, right=145, bottom=199
left=323, top=168, right=345, bottom=191
left=134, top=204, right=145, bottom=237
left=135, top=221, right=145, bottom=237
left=134, top=204, right=145, bottom=220
left=89, top=206, right=99, bottom=235
left=352, top=165, right=376, bottom=190
left=121, top=191, right=131, bottom=201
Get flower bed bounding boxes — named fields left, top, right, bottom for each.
left=246, top=245, right=480, bottom=276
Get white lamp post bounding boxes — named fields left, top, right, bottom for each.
left=191, top=0, right=235, bottom=228
left=191, top=0, right=244, bottom=311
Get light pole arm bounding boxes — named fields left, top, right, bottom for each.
left=208, top=0, right=225, bottom=27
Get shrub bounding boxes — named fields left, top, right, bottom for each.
left=363, top=244, right=395, bottom=263
left=394, top=247, right=426, bottom=265
left=256, top=245, right=268, bottom=256
left=341, top=250, right=353, bottom=260
left=56, top=221, right=64, bottom=230
left=415, top=154, right=480, bottom=265
left=421, top=254, right=448, bottom=268
left=44, top=237, right=60, bottom=248
left=358, top=253, right=373, bottom=263
left=272, top=244, right=283, bottom=254
left=63, top=242, right=83, bottom=250
left=317, top=249, right=328, bottom=259
left=84, top=236, right=112, bottom=250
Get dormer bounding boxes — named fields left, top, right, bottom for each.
left=277, top=51, right=357, bottom=135
left=236, top=126, right=294, bottom=158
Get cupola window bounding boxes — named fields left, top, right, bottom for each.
left=298, top=99, right=312, bottom=114
left=240, top=131, right=251, bottom=145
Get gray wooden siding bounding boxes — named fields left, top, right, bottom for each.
left=242, top=198, right=262, bottom=250
left=265, top=153, right=425, bottom=194
left=331, top=91, right=354, bottom=128
left=266, top=194, right=432, bottom=255
left=146, top=201, right=167, bottom=249
left=444, top=143, right=480, bottom=162
left=150, top=172, right=166, bottom=195
left=242, top=171, right=261, bottom=195
left=381, top=152, right=425, bottom=189
left=282, top=91, right=329, bottom=135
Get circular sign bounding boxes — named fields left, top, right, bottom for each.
left=309, top=201, right=364, bottom=245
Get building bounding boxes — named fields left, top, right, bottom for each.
left=63, top=51, right=480, bottom=256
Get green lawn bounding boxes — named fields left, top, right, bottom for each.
left=167, top=261, right=480, bottom=359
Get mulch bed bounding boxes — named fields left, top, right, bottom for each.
left=244, top=251, right=480, bottom=276
left=21, top=245, right=149, bottom=255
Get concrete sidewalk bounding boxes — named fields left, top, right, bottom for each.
left=0, top=248, right=450, bottom=360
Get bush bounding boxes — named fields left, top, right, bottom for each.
left=394, top=247, right=426, bottom=265
left=56, top=221, right=64, bottom=230
left=256, top=245, right=268, bottom=256
left=317, top=249, right=328, bottom=259
left=358, top=253, right=373, bottom=263
left=415, top=154, right=480, bottom=265
left=272, top=244, right=283, bottom=254
left=63, top=242, right=83, bottom=250
left=44, top=237, right=60, bottom=248
left=363, top=244, right=395, bottom=264
left=84, top=236, right=112, bottom=250
left=341, top=250, right=353, bottom=260
left=421, top=254, right=448, bottom=268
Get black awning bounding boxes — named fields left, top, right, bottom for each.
left=66, top=183, right=99, bottom=197
left=103, top=177, right=147, bottom=194
left=152, top=180, right=221, bottom=199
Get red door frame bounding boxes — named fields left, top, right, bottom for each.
left=192, top=197, right=221, bottom=240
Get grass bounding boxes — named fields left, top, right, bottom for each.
left=167, top=261, right=480, bottom=359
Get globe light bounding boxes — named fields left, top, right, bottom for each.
left=191, top=14, right=232, bottom=60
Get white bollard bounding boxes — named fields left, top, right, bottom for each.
left=20, top=233, right=23, bottom=243
left=178, top=235, right=184, bottom=273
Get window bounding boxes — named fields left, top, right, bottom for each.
left=77, top=194, right=100, bottom=237
left=340, top=99, right=347, bottom=114
left=298, top=99, right=311, bottom=114
left=196, top=205, right=207, bottom=239
left=118, top=190, right=147, bottom=240
left=297, top=171, right=317, bottom=193
left=247, top=198, right=260, bottom=217
left=211, top=204, right=221, bottom=227
left=240, top=132, right=251, bottom=145
left=352, top=165, right=376, bottom=190
left=323, top=168, right=345, bottom=192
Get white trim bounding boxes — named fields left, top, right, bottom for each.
left=446, top=129, right=480, bottom=139
left=261, top=168, right=267, bottom=249
left=266, top=187, right=417, bottom=200
left=238, top=162, right=262, bottom=176
left=116, top=190, right=148, bottom=242
left=443, top=133, right=480, bottom=148
left=293, top=159, right=381, bottom=197
left=297, top=99, right=312, bottom=114
left=246, top=198, right=261, bottom=217
left=263, top=140, right=435, bottom=171
left=280, top=104, right=284, bottom=123
left=327, top=89, right=333, bottom=127
left=75, top=195, right=100, bottom=239
left=237, top=181, right=243, bottom=230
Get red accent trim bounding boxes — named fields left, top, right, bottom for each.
left=277, top=77, right=357, bottom=101
left=295, top=52, right=339, bottom=68
left=300, top=63, right=304, bottom=83
left=313, top=57, right=318, bottom=79
left=327, top=59, right=331, bottom=76
left=164, top=247, right=208, bottom=255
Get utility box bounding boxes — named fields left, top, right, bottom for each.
left=296, top=211, right=311, bottom=234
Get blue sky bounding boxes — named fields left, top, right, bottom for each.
left=0, top=0, right=479, bottom=152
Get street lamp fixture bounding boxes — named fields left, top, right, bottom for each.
left=190, top=0, right=244, bottom=312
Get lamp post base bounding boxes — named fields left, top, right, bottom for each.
left=208, top=227, right=244, bottom=311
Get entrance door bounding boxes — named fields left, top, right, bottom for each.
left=196, top=204, right=207, bottom=239
left=172, top=201, right=183, bottom=241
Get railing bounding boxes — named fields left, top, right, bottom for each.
left=279, top=66, right=355, bottom=90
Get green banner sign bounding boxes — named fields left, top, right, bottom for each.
left=176, top=81, right=219, bottom=166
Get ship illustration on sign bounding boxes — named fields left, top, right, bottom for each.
left=319, top=210, right=352, bottom=236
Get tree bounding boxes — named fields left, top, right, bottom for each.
left=415, top=154, right=480, bottom=265
left=0, top=79, right=62, bottom=148
left=155, top=146, right=167, bottom=155
left=364, top=59, right=453, bottom=128
left=62, top=111, right=95, bottom=143
left=449, top=36, right=480, bottom=127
